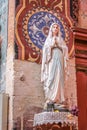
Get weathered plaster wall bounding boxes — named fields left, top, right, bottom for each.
left=65, top=58, right=77, bottom=108
left=13, top=60, right=45, bottom=129
left=78, top=0, right=87, bottom=28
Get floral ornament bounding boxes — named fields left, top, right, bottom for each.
left=70, top=105, right=79, bottom=116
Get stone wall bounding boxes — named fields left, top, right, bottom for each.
left=13, top=60, right=45, bottom=130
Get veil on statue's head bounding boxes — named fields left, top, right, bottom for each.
left=47, top=23, right=61, bottom=38
left=44, top=23, right=62, bottom=46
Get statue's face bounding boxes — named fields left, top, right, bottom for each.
left=52, top=24, right=59, bottom=36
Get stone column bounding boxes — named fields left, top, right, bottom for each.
left=6, top=0, right=15, bottom=130
left=73, top=27, right=87, bottom=130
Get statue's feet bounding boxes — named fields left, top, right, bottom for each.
left=43, top=99, right=50, bottom=110
left=43, top=100, right=55, bottom=111
left=54, top=100, right=69, bottom=109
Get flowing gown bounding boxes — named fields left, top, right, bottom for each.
left=41, top=37, right=68, bottom=103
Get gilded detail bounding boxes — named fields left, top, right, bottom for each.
left=51, top=0, right=63, bottom=12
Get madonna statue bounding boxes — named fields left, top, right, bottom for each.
left=41, top=23, right=69, bottom=107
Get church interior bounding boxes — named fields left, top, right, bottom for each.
left=0, top=0, right=87, bottom=130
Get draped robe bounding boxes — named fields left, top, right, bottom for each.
left=41, top=36, right=68, bottom=103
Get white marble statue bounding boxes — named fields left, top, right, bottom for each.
left=41, top=23, right=69, bottom=106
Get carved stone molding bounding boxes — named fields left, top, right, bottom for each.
left=73, top=27, right=87, bottom=74
left=76, top=66, right=87, bottom=74
left=73, top=27, right=87, bottom=40
left=75, top=49, right=87, bottom=56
